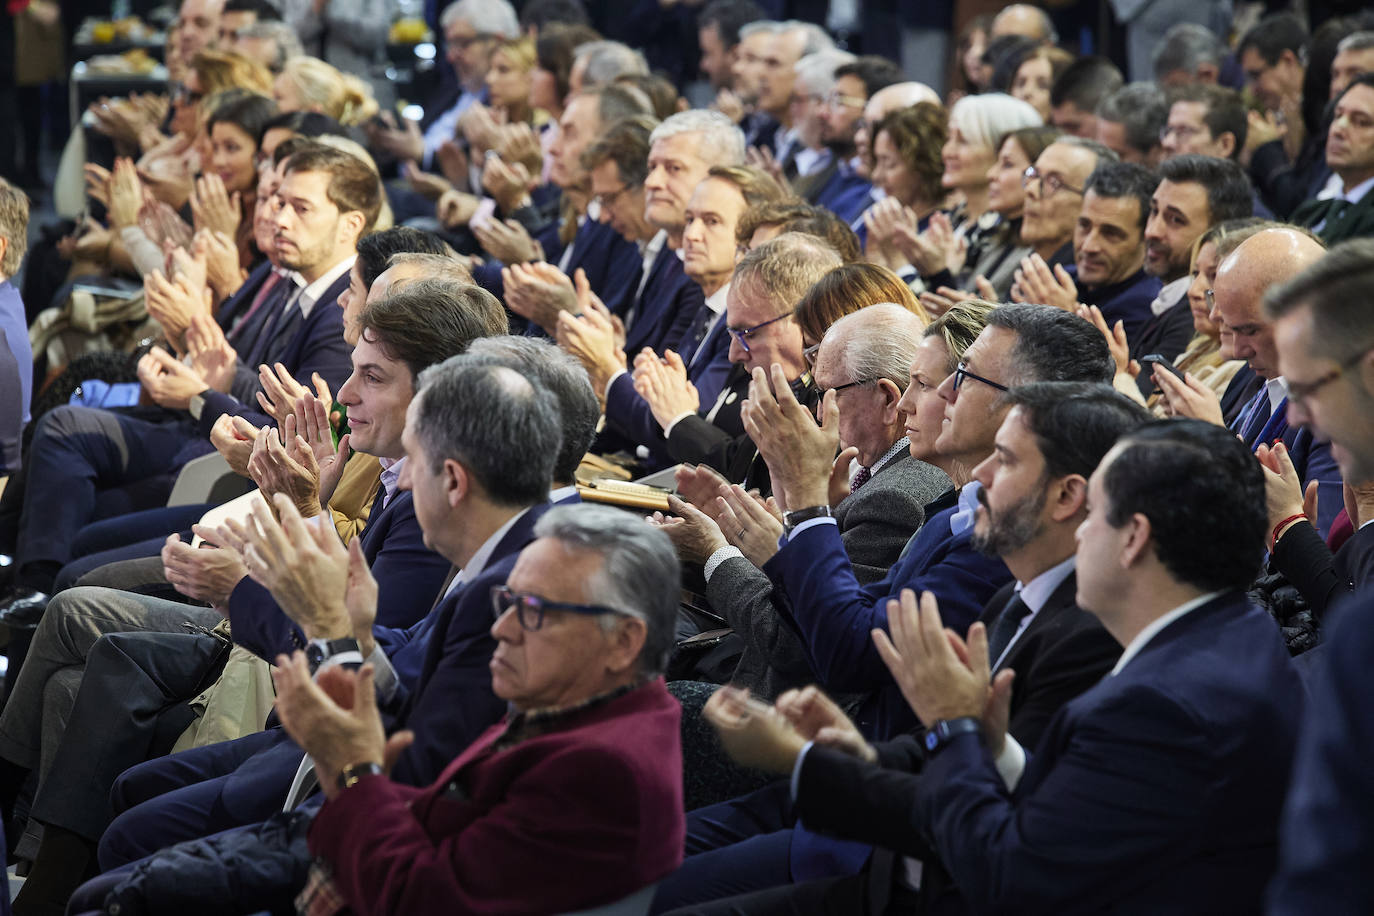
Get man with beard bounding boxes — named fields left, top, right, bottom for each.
left=808, top=56, right=903, bottom=225
left=781, top=50, right=855, bottom=196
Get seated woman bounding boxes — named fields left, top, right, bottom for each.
left=966, top=124, right=1061, bottom=298
left=859, top=101, right=948, bottom=258
left=1008, top=44, right=1074, bottom=123
left=272, top=56, right=379, bottom=130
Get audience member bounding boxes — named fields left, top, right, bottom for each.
left=1330, top=32, right=1374, bottom=100
left=0, top=179, right=30, bottom=475
left=1018, top=136, right=1115, bottom=269
left=1094, top=83, right=1168, bottom=166
left=1160, top=84, right=1247, bottom=162
left=1292, top=75, right=1374, bottom=244
left=1048, top=57, right=1124, bottom=138
left=1152, top=23, right=1226, bottom=87
left=696, top=0, right=766, bottom=93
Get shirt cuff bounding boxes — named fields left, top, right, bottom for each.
left=790, top=739, right=815, bottom=803
left=367, top=645, right=399, bottom=703
left=704, top=545, right=744, bottom=582
left=604, top=368, right=627, bottom=399
left=784, top=515, right=839, bottom=543
left=663, top=411, right=696, bottom=439
left=994, top=734, right=1026, bottom=791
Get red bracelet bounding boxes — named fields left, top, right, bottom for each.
left=1271, top=513, right=1307, bottom=549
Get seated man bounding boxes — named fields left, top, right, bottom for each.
left=625, top=233, right=840, bottom=485
left=1291, top=75, right=1374, bottom=245
left=702, top=419, right=1303, bottom=914
left=0, top=143, right=377, bottom=625
left=279, top=503, right=685, bottom=915
left=0, top=177, right=30, bottom=475
left=1012, top=161, right=1163, bottom=345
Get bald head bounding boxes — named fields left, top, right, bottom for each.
left=991, top=4, right=1055, bottom=44
left=862, top=82, right=941, bottom=123
left=1213, top=228, right=1327, bottom=379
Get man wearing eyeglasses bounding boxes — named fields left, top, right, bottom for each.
left=808, top=57, right=903, bottom=225
left=1019, top=137, right=1115, bottom=271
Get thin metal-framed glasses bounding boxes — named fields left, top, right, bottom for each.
left=593, top=182, right=640, bottom=209
left=1287, top=345, right=1374, bottom=408
left=1022, top=165, right=1083, bottom=196
left=728, top=312, right=791, bottom=354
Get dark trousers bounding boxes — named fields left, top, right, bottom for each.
left=11, top=405, right=202, bottom=587
left=53, top=503, right=212, bottom=592
left=99, top=727, right=301, bottom=870
left=29, top=631, right=224, bottom=842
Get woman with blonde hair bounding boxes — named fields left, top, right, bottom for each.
left=273, top=56, right=379, bottom=128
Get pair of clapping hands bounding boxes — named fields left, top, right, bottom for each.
left=704, top=589, right=1014, bottom=774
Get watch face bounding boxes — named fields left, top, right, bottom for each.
left=305, top=644, right=325, bottom=666
left=925, top=730, right=939, bottom=751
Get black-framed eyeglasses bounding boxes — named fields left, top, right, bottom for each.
left=728, top=312, right=791, bottom=354
left=803, top=343, right=821, bottom=367
left=1286, top=345, right=1373, bottom=408
left=592, top=182, right=640, bottom=209
left=1022, top=165, right=1083, bottom=196
left=829, top=379, right=875, bottom=394
left=952, top=361, right=1009, bottom=393
left=822, top=91, right=866, bottom=109
left=490, top=585, right=638, bottom=632
left=172, top=83, right=204, bottom=105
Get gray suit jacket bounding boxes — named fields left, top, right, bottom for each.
left=706, top=452, right=951, bottom=699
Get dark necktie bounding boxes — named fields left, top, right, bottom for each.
left=850, top=465, right=872, bottom=493
left=230, top=276, right=295, bottom=364
left=986, top=593, right=1030, bottom=665
left=1234, top=388, right=1272, bottom=447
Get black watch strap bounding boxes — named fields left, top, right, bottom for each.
left=924, top=716, right=983, bottom=756
left=336, top=761, right=384, bottom=791
left=783, top=504, right=833, bottom=535
left=305, top=637, right=361, bottom=672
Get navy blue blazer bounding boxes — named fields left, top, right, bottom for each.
left=1232, top=391, right=1343, bottom=537
left=622, top=241, right=704, bottom=358
left=811, top=163, right=874, bottom=227
left=228, top=489, right=450, bottom=661
left=195, top=271, right=354, bottom=437
left=1270, top=588, right=1374, bottom=912
left=213, top=260, right=275, bottom=334
left=916, top=591, right=1303, bottom=915
left=1067, top=265, right=1162, bottom=347
left=764, top=497, right=1012, bottom=738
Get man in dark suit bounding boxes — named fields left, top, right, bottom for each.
left=1266, top=239, right=1374, bottom=911
left=695, top=419, right=1302, bottom=915
left=1290, top=76, right=1374, bottom=246
left=90, top=339, right=600, bottom=877
left=1129, top=154, right=1254, bottom=394
left=1158, top=227, right=1343, bottom=537
left=0, top=144, right=375, bottom=624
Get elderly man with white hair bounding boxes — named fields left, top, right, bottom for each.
left=784, top=49, right=856, bottom=195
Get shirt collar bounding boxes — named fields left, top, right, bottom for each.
left=1338, top=174, right=1374, bottom=204
left=704, top=281, right=730, bottom=318
left=292, top=254, right=355, bottom=319
left=869, top=437, right=910, bottom=475
left=1110, top=590, right=1224, bottom=675
left=949, top=481, right=982, bottom=536
left=377, top=457, right=404, bottom=508
left=460, top=506, right=531, bottom=584
left=1149, top=275, right=1191, bottom=317
left=1015, top=555, right=1076, bottom=614
left=1265, top=376, right=1289, bottom=414
left=548, top=484, right=578, bottom=504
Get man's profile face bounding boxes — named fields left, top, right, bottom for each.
left=731, top=31, right=771, bottom=103
left=1331, top=48, right=1374, bottom=100
left=1212, top=263, right=1279, bottom=379
left=445, top=17, right=496, bottom=87
left=698, top=23, right=733, bottom=90
left=489, top=538, right=625, bottom=711
left=398, top=398, right=447, bottom=551
left=1276, top=305, right=1374, bottom=483
left=590, top=159, right=649, bottom=242
left=177, top=0, right=221, bottom=61
left=548, top=94, right=601, bottom=190
left=338, top=261, right=368, bottom=346
left=682, top=177, right=747, bottom=289
left=1050, top=101, right=1097, bottom=139
left=1074, top=190, right=1146, bottom=288
left=1144, top=178, right=1210, bottom=281
left=1020, top=143, right=1095, bottom=249
left=335, top=333, right=415, bottom=459
left=218, top=9, right=253, bottom=46
left=820, top=74, right=867, bottom=149
left=812, top=336, right=893, bottom=468
left=970, top=407, right=1050, bottom=557
left=252, top=160, right=284, bottom=263
left=644, top=132, right=713, bottom=236
left=1326, top=84, right=1374, bottom=181
left=1161, top=102, right=1230, bottom=159
left=1074, top=448, right=1129, bottom=617
left=724, top=281, right=806, bottom=378
left=756, top=29, right=805, bottom=118
left=934, top=324, right=1016, bottom=461
left=273, top=169, right=344, bottom=273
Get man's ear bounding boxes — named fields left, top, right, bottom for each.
left=1119, top=511, right=1153, bottom=570
left=339, top=210, right=367, bottom=246
left=443, top=458, right=470, bottom=508
left=1051, top=474, right=1088, bottom=523
left=604, top=616, right=647, bottom=676
left=877, top=378, right=904, bottom=425
left=1217, top=131, right=1237, bottom=160
left=0, top=236, right=8, bottom=276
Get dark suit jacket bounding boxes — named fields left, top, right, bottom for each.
left=706, top=454, right=952, bottom=699
left=195, top=272, right=353, bottom=437
left=1069, top=265, right=1162, bottom=347
left=1290, top=189, right=1374, bottom=246
left=213, top=261, right=275, bottom=334
left=1131, top=291, right=1196, bottom=396
left=913, top=592, right=1303, bottom=915
left=765, top=493, right=1012, bottom=737
left=308, top=679, right=685, bottom=916
left=622, top=241, right=704, bottom=358
left=1272, top=519, right=1374, bottom=620
left=793, top=571, right=1122, bottom=905
left=811, top=163, right=875, bottom=227
left=1270, top=588, right=1374, bottom=912
left=1233, top=391, right=1343, bottom=537
left=228, top=489, right=451, bottom=659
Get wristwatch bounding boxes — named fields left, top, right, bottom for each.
left=924, top=717, right=983, bottom=756
left=305, top=637, right=362, bottom=673
left=782, top=504, right=833, bottom=536
left=336, top=761, right=384, bottom=791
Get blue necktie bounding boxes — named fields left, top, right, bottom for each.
left=1235, top=388, right=1272, bottom=448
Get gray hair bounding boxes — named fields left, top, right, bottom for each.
left=1054, top=135, right=1119, bottom=164
left=781, top=20, right=835, bottom=57
left=413, top=361, right=560, bottom=506
left=828, top=303, right=926, bottom=391
left=992, top=3, right=1058, bottom=44
left=949, top=92, right=1043, bottom=153
left=439, top=0, right=519, bottom=38
left=533, top=504, right=680, bottom=676
left=734, top=231, right=843, bottom=316
left=573, top=40, right=649, bottom=88
left=738, top=20, right=782, bottom=40
left=386, top=250, right=472, bottom=284
left=464, top=336, right=599, bottom=486
left=1337, top=31, right=1374, bottom=54
left=793, top=49, right=856, bottom=97
left=1095, top=82, right=1168, bottom=156
left=1152, top=23, right=1226, bottom=80
left=236, top=20, right=303, bottom=72
left=649, top=109, right=746, bottom=167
